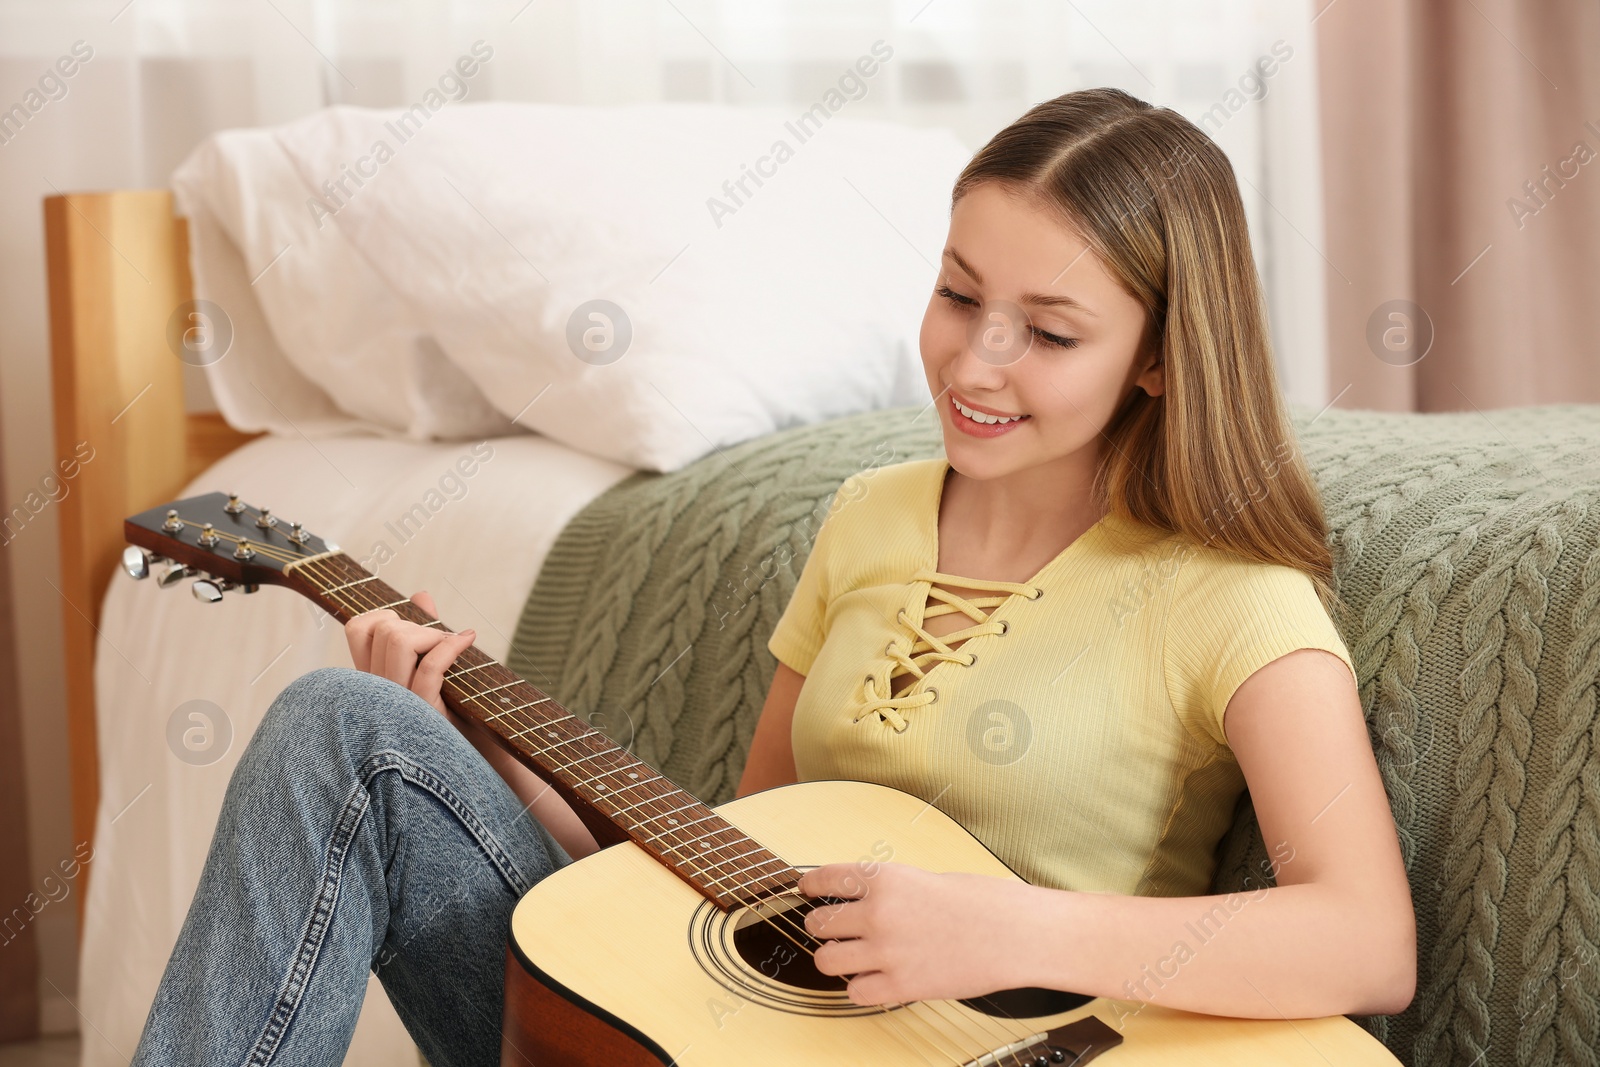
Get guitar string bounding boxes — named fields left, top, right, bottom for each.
left=284, top=556, right=1026, bottom=1067
left=166, top=527, right=1038, bottom=1064
left=288, top=555, right=1041, bottom=1067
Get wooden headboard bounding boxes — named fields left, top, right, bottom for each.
left=43, top=190, right=260, bottom=913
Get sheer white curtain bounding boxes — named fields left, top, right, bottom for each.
left=0, top=0, right=1327, bottom=1059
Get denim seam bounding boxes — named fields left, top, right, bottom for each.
left=364, top=750, right=535, bottom=897
left=243, top=750, right=533, bottom=1065
left=245, top=777, right=370, bottom=1066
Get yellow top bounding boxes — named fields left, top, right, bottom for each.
left=767, top=457, right=1356, bottom=897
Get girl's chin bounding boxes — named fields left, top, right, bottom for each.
left=943, top=430, right=1036, bottom=478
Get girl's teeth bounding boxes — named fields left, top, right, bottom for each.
left=954, top=398, right=1024, bottom=425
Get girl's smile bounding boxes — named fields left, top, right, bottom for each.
left=948, top=390, right=1030, bottom=436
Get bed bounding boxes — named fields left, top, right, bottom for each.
left=45, top=103, right=972, bottom=1064
left=48, top=193, right=639, bottom=1063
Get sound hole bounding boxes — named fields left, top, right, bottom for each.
left=731, top=897, right=847, bottom=992
left=960, top=986, right=1093, bottom=1018
left=731, top=899, right=1092, bottom=1015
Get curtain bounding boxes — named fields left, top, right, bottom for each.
left=0, top=0, right=1326, bottom=1051
left=1317, top=0, right=1600, bottom=411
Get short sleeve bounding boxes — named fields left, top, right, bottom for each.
left=1162, top=552, right=1356, bottom=747
left=765, top=475, right=856, bottom=676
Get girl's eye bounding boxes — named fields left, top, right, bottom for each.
left=937, top=284, right=1080, bottom=350
left=1031, top=327, right=1079, bottom=350
left=935, top=284, right=977, bottom=308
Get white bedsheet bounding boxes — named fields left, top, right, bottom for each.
left=76, top=432, right=631, bottom=1066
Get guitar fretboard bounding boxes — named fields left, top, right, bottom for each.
left=285, top=550, right=797, bottom=910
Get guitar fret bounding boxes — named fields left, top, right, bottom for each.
left=507, top=719, right=580, bottom=745
left=670, top=824, right=734, bottom=849
left=596, top=783, right=672, bottom=816
left=653, top=812, right=719, bottom=834
left=688, top=844, right=768, bottom=870
left=463, top=680, right=523, bottom=700
left=326, top=576, right=378, bottom=593
left=506, top=737, right=689, bottom=826
left=639, top=815, right=720, bottom=848
left=695, top=845, right=768, bottom=869
left=447, top=660, right=500, bottom=677
left=582, top=776, right=668, bottom=803
left=481, top=699, right=556, bottom=725
left=688, top=853, right=790, bottom=889
left=527, top=738, right=642, bottom=783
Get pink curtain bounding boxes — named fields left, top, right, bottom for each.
left=1318, top=0, right=1600, bottom=410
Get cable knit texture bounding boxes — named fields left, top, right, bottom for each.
left=508, top=402, right=1600, bottom=1067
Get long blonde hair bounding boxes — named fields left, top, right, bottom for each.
left=951, top=88, right=1341, bottom=615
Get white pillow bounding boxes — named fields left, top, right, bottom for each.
left=171, top=124, right=516, bottom=441
left=296, top=101, right=967, bottom=470
left=175, top=101, right=971, bottom=469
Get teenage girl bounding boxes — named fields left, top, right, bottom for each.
left=740, top=89, right=1415, bottom=1019
left=130, top=88, right=1413, bottom=1067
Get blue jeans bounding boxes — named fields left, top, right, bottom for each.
left=131, top=667, right=571, bottom=1067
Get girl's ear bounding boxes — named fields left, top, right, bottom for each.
left=1135, top=341, right=1165, bottom=398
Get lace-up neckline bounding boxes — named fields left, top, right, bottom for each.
left=853, top=460, right=1128, bottom=731
left=856, top=571, right=1040, bottom=730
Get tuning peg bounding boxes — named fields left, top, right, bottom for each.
left=191, top=579, right=225, bottom=603
left=223, top=493, right=246, bottom=515
left=122, top=546, right=155, bottom=580
left=156, top=564, right=195, bottom=589
left=190, top=577, right=259, bottom=603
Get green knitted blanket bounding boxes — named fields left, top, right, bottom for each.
left=508, top=402, right=1600, bottom=1067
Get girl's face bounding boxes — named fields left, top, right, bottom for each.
left=919, top=182, right=1164, bottom=484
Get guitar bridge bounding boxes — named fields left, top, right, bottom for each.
left=963, top=1015, right=1123, bottom=1066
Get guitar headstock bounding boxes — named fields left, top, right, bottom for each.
left=124, top=492, right=337, bottom=602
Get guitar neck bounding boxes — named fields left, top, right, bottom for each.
left=283, top=550, right=796, bottom=910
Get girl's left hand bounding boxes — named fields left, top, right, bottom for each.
left=798, top=862, right=1037, bottom=1005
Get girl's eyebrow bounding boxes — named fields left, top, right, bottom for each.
left=943, top=246, right=1098, bottom=317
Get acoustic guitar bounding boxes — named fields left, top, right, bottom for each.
left=124, top=492, right=1402, bottom=1066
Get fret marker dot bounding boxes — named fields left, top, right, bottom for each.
left=500, top=696, right=511, bottom=705
left=667, top=817, right=678, bottom=826
left=628, top=772, right=639, bottom=779
left=547, top=730, right=558, bottom=738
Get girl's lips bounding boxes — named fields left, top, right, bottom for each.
left=948, top=393, right=1030, bottom=438
left=950, top=391, right=1025, bottom=419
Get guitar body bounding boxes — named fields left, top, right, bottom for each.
left=503, top=779, right=1400, bottom=1066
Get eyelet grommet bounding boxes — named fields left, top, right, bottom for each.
left=995, top=620, right=1009, bottom=635
left=1028, top=587, right=1044, bottom=601
left=924, top=687, right=939, bottom=704
left=964, top=654, right=977, bottom=667
left=885, top=641, right=898, bottom=655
